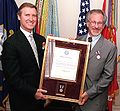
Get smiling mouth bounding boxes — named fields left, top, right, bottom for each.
left=27, top=23, right=35, bottom=26
left=93, top=29, right=101, bottom=32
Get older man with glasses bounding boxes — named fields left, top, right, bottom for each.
left=75, top=9, right=117, bottom=111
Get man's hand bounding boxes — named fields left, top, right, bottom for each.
left=79, top=92, right=89, bottom=105
left=35, top=89, right=47, bottom=100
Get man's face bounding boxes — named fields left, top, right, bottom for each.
left=87, top=13, right=105, bottom=37
left=18, top=7, right=37, bottom=32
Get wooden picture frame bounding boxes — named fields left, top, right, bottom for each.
left=39, top=36, right=90, bottom=103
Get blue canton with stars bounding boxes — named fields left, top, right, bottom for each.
left=77, top=0, right=90, bottom=36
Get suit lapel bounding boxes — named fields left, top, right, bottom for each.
left=18, top=30, right=32, bottom=50
left=76, top=35, right=87, bottom=41
left=18, top=30, right=39, bottom=66
left=77, top=35, right=104, bottom=60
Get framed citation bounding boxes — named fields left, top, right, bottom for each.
left=39, top=36, right=90, bottom=103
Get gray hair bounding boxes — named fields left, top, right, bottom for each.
left=86, top=9, right=107, bottom=24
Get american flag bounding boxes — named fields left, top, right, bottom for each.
left=77, top=0, right=90, bottom=36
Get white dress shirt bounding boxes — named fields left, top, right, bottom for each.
left=86, top=33, right=101, bottom=50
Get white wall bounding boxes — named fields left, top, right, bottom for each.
left=57, top=0, right=80, bottom=38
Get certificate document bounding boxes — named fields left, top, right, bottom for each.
left=50, top=47, right=80, bottom=81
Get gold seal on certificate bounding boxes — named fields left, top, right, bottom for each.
left=39, top=36, right=90, bottom=103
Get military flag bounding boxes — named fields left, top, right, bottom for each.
left=45, top=0, right=59, bottom=37
left=102, top=0, right=119, bottom=111
left=39, top=0, right=49, bottom=37
left=35, top=0, right=59, bottom=37
left=0, top=0, right=19, bottom=110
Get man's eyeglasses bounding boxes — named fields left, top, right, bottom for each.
left=88, top=20, right=104, bottom=26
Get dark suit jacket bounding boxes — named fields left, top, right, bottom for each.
left=1, top=30, right=46, bottom=111
left=75, top=35, right=117, bottom=111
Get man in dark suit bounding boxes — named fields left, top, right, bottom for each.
left=74, top=9, right=117, bottom=111
left=1, top=2, right=47, bottom=111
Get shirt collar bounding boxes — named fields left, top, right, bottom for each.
left=20, top=27, right=33, bottom=38
left=92, top=34, right=101, bottom=42
left=86, top=33, right=101, bottom=42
